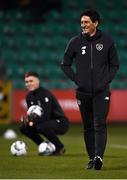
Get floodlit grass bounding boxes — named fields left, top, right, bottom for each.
left=0, top=123, right=127, bottom=179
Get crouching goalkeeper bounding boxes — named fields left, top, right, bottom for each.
left=20, top=72, right=69, bottom=155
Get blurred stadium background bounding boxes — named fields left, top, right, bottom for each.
left=0, top=0, right=127, bottom=179
left=0, top=0, right=127, bottom=124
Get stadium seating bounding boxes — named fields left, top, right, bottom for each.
left=0, top=0, right=127, bottom=89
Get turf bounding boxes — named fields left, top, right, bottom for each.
left=0, top=123, right=127, bottom=179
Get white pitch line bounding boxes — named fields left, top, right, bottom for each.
left=109, top=144, right=127, bottom=149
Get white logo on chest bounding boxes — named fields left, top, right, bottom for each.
left=81, top=46, right=86, bottom=54
left=45, top=97, right=49, bottom=102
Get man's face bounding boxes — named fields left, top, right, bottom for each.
left=80, top=15, right=98, bottom=36
left=25, top=76, right=40, bottom=91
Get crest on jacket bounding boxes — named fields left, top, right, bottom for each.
left=96, top=44, right=103, bottom=51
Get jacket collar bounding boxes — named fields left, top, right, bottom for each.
left=81, top=29, right=102, bottom=41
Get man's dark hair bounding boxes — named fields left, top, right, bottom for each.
left=80, top=9, right=100, bottom=25
left=25, top=72, right=39, bottom=78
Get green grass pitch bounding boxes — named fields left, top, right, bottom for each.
left=0, top=123, right=127, bottom=179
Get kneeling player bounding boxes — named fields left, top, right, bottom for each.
left=20, top=72, right=69, bottom=155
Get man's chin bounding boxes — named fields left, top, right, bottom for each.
left=28, top=88, right=35, bottom=91
left=82, top=31, right=89, bottom=36
left=82, top=30, right=89, bottom=34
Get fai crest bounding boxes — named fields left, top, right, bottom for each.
left=96, top=44, right=103, bottom=51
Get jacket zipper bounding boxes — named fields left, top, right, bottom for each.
left=90, top=43, right=94, bottom=94
left=90, top=44, right=93, bottom=69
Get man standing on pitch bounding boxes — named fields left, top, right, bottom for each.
left=61, top=9, right=119, bottom=170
